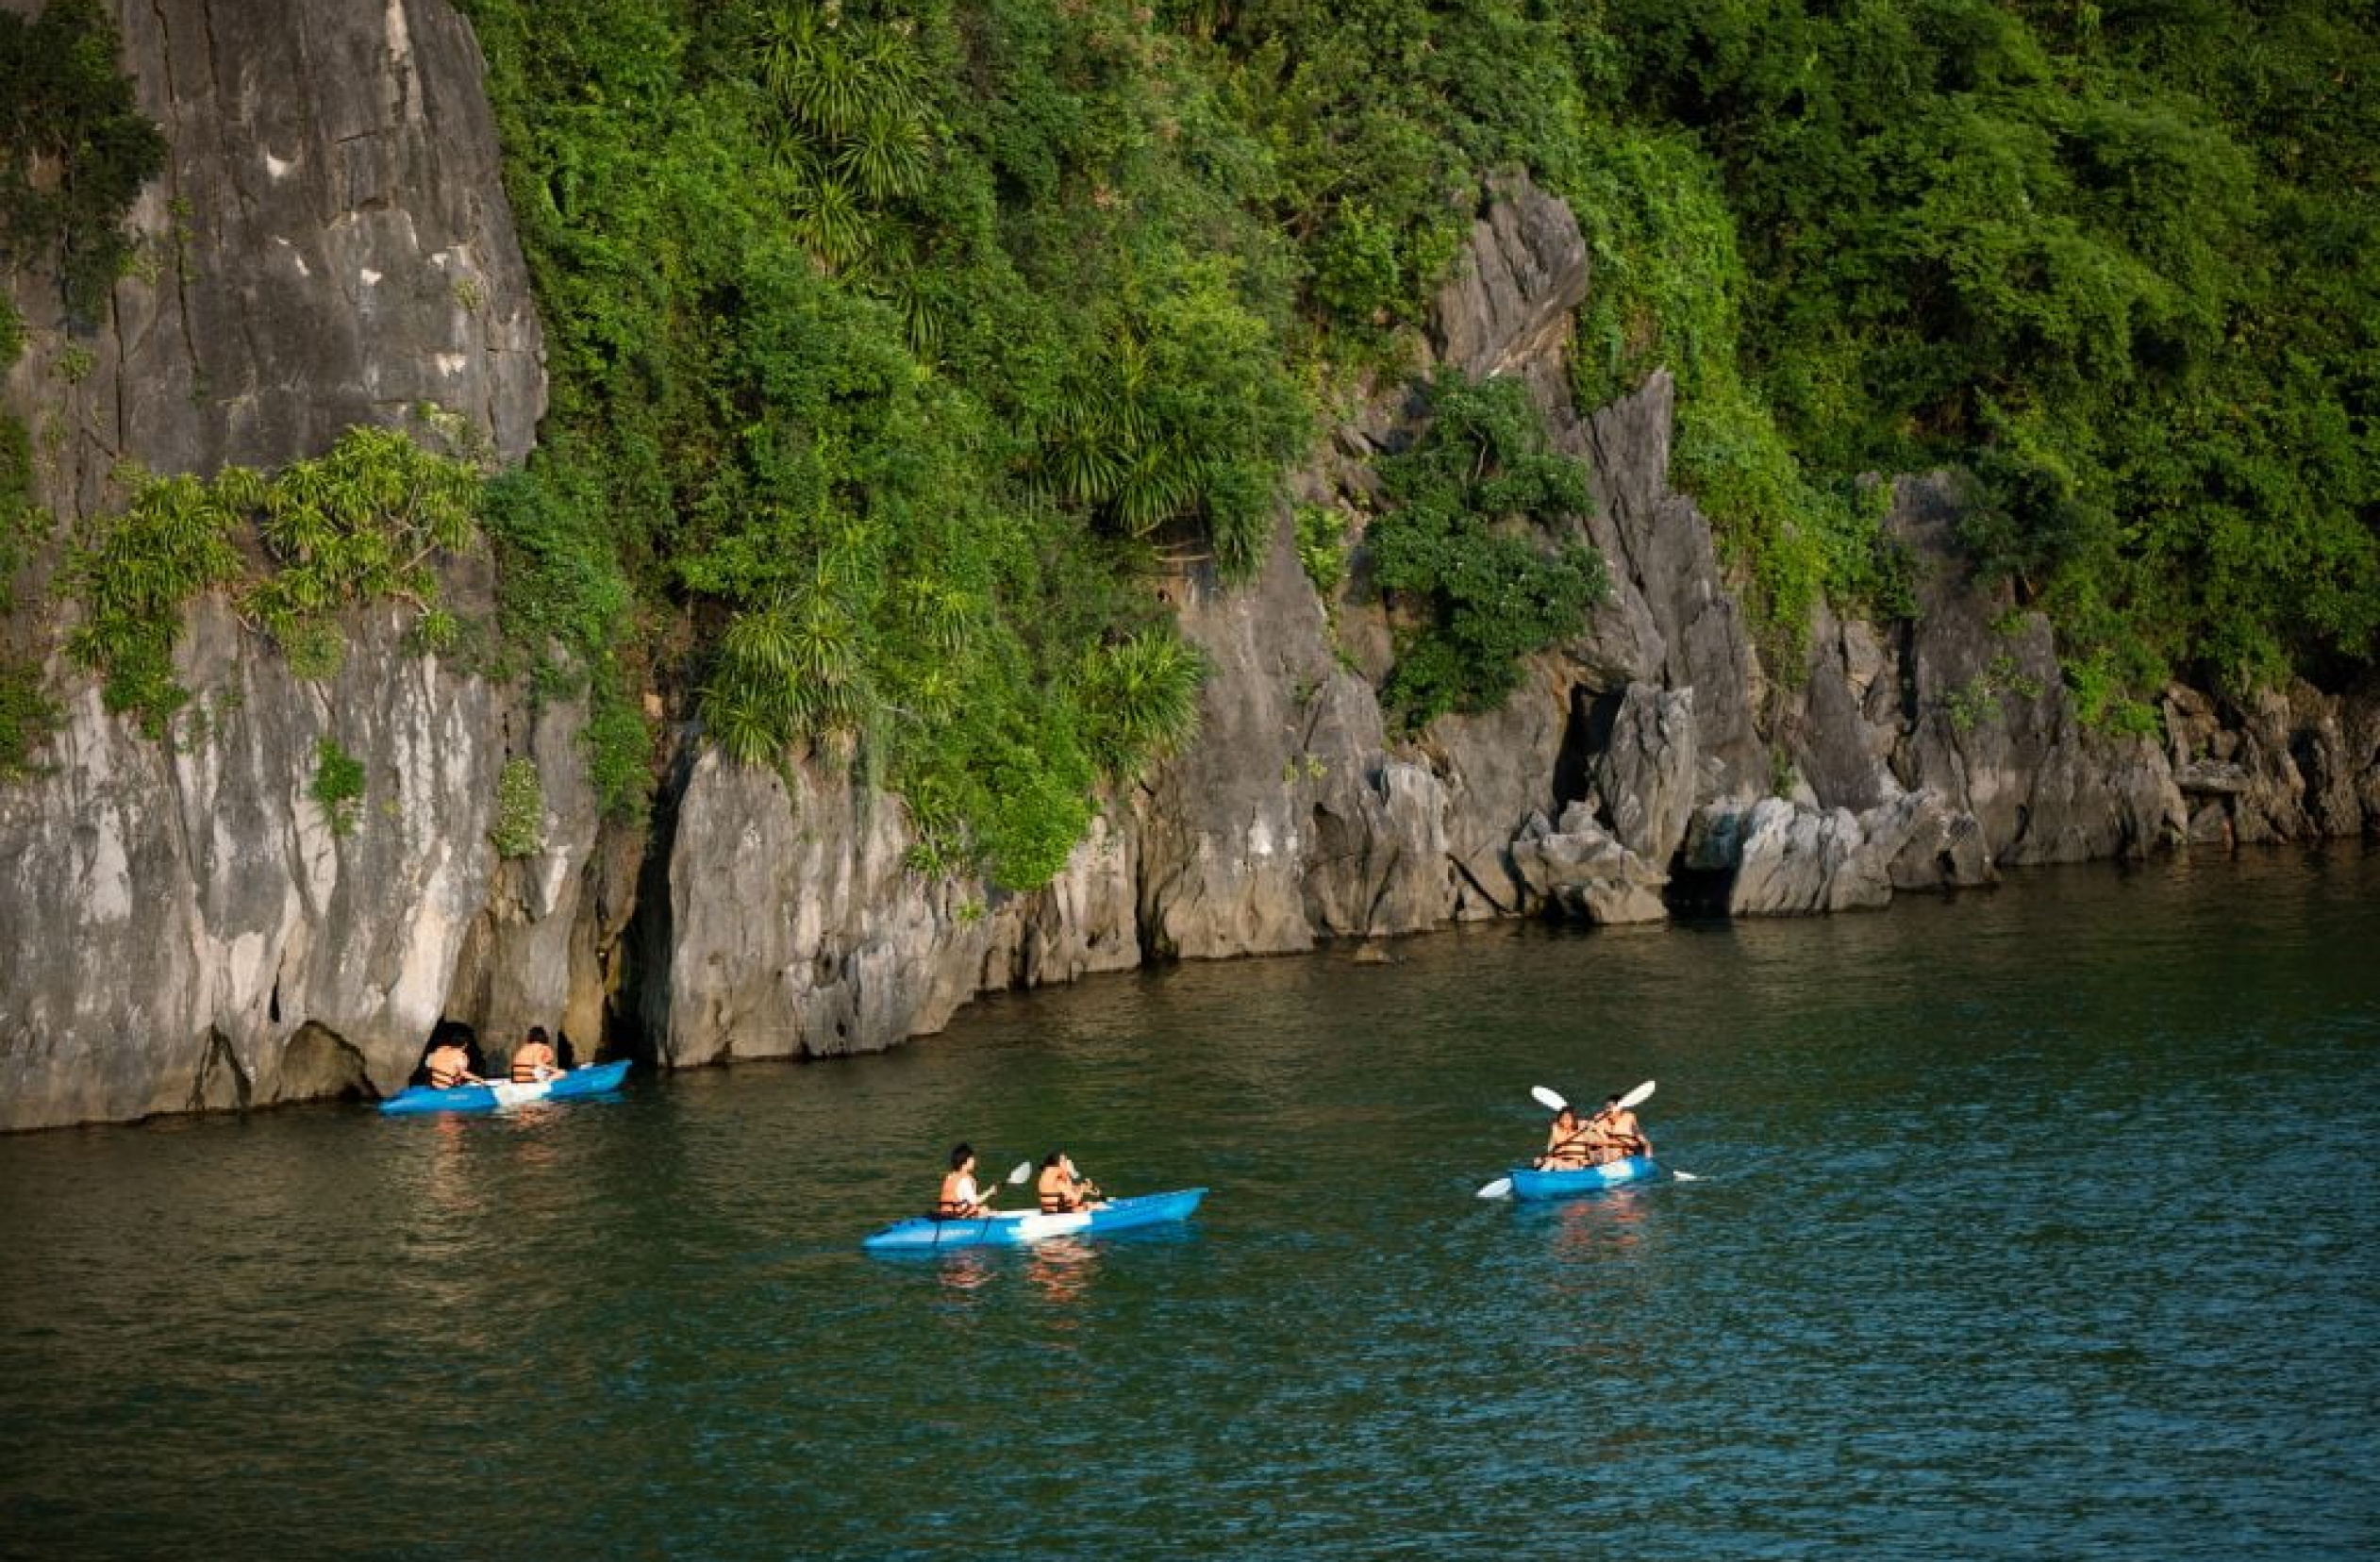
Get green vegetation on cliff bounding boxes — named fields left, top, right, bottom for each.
left=451, top=0, right=2372, bottom=874
left=460, top=0, right=1293, bottom=886
left=59, top=426, right=484, bottom=737
left=0, top=0, right=166, bottom=319
left=1373, top=371, right=1608, bottom=727
left=1596, top=0, right=2380, bottom=720
left=7, top=0, right=2372, bottom=869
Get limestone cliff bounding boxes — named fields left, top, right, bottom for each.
left=2, top=10, right=2372, bottom=1132
left=0, top=0, right=575, bottom=1129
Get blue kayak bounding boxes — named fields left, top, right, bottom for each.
left=377, top=1058, right=633, bottom=1117
left=1507, top=1155, right=1659, bottom=1200
left=862, top=1188, right=1207, bottom=1252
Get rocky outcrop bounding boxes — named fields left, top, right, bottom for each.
left=1682, top=790, right=1985, bottom=917
left=1881, top=475, right=2182, bottom=864
left=0, top=0, right=559, bottom=1131
left=1510, top=805, right=1669, bottom=923
left=645, top=746, right=1144, bottom=1069
left=0, top=599, right=516, bottom=1123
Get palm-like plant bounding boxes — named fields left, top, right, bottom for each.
left=754, top=5, right=940, bottom=273
left=1079, top=629, right=1207, bottom=775
left=791, top=171, right=874, bottom=273
left=838, top=110, right=934, bottom=202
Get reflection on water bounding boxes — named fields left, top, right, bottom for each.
left=934, top=1248, right=999, bottom=1303
left=0, top=845, right=2374, bottom=1559
left=1540, top=1184, right=1655, bottom=1267
left=1024, top=1238, right=1100, bottom=1313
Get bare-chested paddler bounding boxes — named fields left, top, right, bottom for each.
left=1593, top=1093, right=1652, bottom=1161
left=509, top=1025, right=562, bottom=1083
left=424, top=1037, right=484, bottom=1090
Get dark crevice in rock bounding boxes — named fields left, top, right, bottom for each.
left=617, top=746, right=691, bottom=1069
left=190, top=1028, right=249, bottom=1112
left=1554, top=686, right=1623, bottom=809
left=1445, top=850, right=1513, bottom=916
left=1662, top=859, right=1735, bottom=919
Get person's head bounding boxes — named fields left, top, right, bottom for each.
left=1555, top=1105, right=1576, bottom=1127
left=527, top=1025, right=549, bottom=1045
left=1041, top=1151, right=1065, bottom=1171
left=1602, top=1095, right=1622, bottom=1112
left=950, top=1141, right=974, bottom=1171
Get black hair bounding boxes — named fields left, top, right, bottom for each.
left=949, top=1142, right=974, bottom=1170
left=1603, top=1095, right=1622, bottom=1107
left=527, top=1025, right=549, bottom=1044
left=1041, top=1151, right=1065, bottom=1169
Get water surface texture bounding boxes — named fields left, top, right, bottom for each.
left=4, top=848, right=2375, bottom=1559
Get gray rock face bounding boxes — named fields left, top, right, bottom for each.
left=2160, top=679, right=2380, bottom=846
left=1886, top=475, right=2184, bottom=864
left=653, top=752, right=965, bottom=1066
left=1684, top=794, right=1944, bottom=917
left=6, top=0, right=543, bottom=523
left=1586, top=683, right=1699, bottom=865
left=1133, top=522, right=1331, bottom=960
left=1426, top=666, right=1571, bottom=919
left=1431, top=174, right=1593, bottom=381
left=1575, top=376, right=1768, bottom=797
left=649, top=748, right=1144, bottom=1070
left=0, top=601, right=516, bottom=1127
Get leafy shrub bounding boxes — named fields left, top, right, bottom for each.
left=1370, top=371, right=1608, bottom=727
left=310, top=737, right=366, bottom=837
left=491, top=756, right=543, bottom=858
left=1294, top=504, right=1349, bottom=598
left=59, top=472, right=244, bottom=736
left=58, top=429, right=484, bottom=733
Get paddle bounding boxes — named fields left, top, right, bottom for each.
left=1476, top=1079, right=1660, bottom=1198
left=969, top=1160, right=1031, bottom=1217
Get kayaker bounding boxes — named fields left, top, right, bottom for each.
left=1036, top=1152, right=1104, bottom=1213
left=1592, top=1093, right=1652, bottom=1161
left=1535, top=1105, right=1598, bottom=1170
left=424, top=1036, right=485, bottom=1090
left=934, top=1143, right=995, bottom=1220
left=509, top=1025, right=563, bottom=1083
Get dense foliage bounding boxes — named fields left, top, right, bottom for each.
left=8, top=0, right=2373, bottom=860
left=459, top=0, right=1279, bottom=886
left=1372, top=372, right=1608, bottom=727
left=1199, top=0, right=2375, bottom=712
left=1590, top=0, right=2380, bottom=717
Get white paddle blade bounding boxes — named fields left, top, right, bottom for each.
left=1529, top=1086, right=1568, bottom=1112
left=1671, top=1170, right=1701, bottom=1182
left=1007, top=1161, right=1034, bottom=1185
left=1615, top=1078, right=1656, bottom=1111
left=1474, top=1177, right=1513, bottom=1200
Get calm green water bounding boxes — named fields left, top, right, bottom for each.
left=3, top=847, right=2375, bottom=1559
